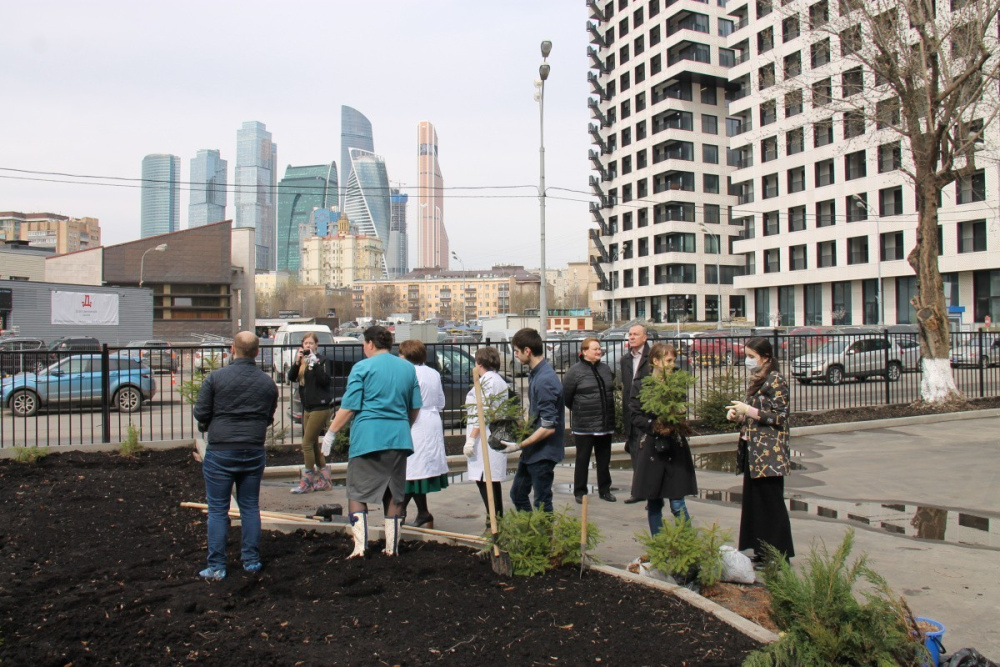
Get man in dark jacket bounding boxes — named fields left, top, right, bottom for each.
left=620, top=323, right=651, bottom=504
left=193, top=331, right=278, bottom=580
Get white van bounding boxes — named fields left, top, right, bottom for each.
left=271, top=324, right=337, bottom=378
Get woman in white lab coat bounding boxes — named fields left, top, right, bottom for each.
left=399, top=340, right=449, bottom=528
left=463, top=346, right=510, bottom=519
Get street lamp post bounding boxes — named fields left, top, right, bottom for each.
left=535, top=40, right=552, bottom=335
left=451, top=251, right=468, bottom=325
left=698, top=224, right=722, bottom=329
left=139, top=243, right=168, bottom=288
left=852, top=195, right=882, bottom=325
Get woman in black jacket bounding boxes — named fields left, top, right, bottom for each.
left=563, top=337, right=617, bottom=503
left=628, top=343, right=698, bottom=535
left=286, top=332, right=334, bottom=493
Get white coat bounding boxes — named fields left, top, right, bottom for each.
left=407, top=364, right=449, bottom=481
left=464, top=370, right=509, bottom=483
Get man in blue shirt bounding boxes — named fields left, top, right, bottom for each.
left=499, top=328, right=565, bottom=512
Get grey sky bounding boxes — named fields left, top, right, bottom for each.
left=0, top=1, right=594, bottom=270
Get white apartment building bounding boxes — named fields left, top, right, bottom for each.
left=588, top=0, right=1000, bottom=328
left=299, top=215, right=384, bottom=288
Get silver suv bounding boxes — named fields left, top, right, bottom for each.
left=791, top=337, right=904, bottom=385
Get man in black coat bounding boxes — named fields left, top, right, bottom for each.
left=619, top=323, right=651, bottom=504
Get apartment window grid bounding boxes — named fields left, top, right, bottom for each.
left=788, top=167, right=806, bottom=193
left=956, top=171, right=986, bottom=204
left=804, top=283, right=823, bottom=325
left=785, top=89, right=803, bottom=117
left=817, top=199, right=836, bottom=227
left=844, top=150, right=867, bottom=180
left=765, top=248, right=781, bottom=273
left=815, top=159, right=835, bottom=187
left=881, top=231, right=905, bottom=260
left=790, top=244, right=807, bottom=270
left=879, top=187, right=904, bottom=216
left=832, top=280, right=851, bottom=324
left=818, top=240, right=837, bottom=267
left=764, top=210, right=781, bottom=236
left=878, top=142, right=901, bottom=173
left=787, top=127, right=805, bottom=155
left=958, top=219, right=987, bottom=253
left=811, top=38, right=831, bottom=68
left=846, top=193, right=868, bottom=222
left=847, top=236, right=869, bottom=264
left=778, top=286, right=795, bottom=325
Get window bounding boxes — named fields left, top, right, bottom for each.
left=634, top=34, right=646, bottom=56
left=789, top=205, right=806, bottom=230
left=650, top=53, right=662, bottom=75
left=848, top=236, right=869, bottom=264
left=879, top=186, right=903, bottom=216
left=719, top=17, right=735, bottom=36
left=815, top=159, right=835, bottom=186
left=653, top=139, right=694, bottom=163
left=758, top=26, right=774, bottom=53
left=790, top=244, right=807, bottom=270
left=623, top=212, right=634, bottom=231
left=804, top=283, right=823, bottom=325
left=846, top=193, right=868, bottom=221
left=956, top=170, right=986, bottom=204
left=973, top=269, right=1000, bottom=323
left=653, top=170, right=695, bottom=192
left=746, top=252, right=757, bottom=275
left=876, top=97, right=901, bottom=129
left=635, top=63, right=646, bottom=85
left=840, top=24, right=862, bottom=55
left=704, top=204, right=721, bottom=223
left=622, top=184, right=633, bottom=203
left=702, top=114, right=718, bottom=134
left=764, top=210, right=781, bottom=235
left=704, top=173, right=720, bottom=193
left=778, top=286, right=795, bottom=325
left=958, top=219, right=987, bottom=252
left=765, top=248, right=781, bottom=273
left=844, top=150, right=866, bottom=180
left=785, top=89, right=803, bottom=117
left=620, top=71, right=631, bottom=92
left=652, top=109, right=693, bottom=132
left=636, top=121, right=647, bottom=141
left=654, top=202, right=695, bottom=222
left=881, top=230, right=905, bottom=260
left=786, top=127, right=805, bottom=154
left=637, top=149, right=648, bottom=169
left=842, top=67, right=863, bottom=97
left=760, top=99, right=777, bottom=126
left=759, top=63, right=775, bottom=90
left=811, top=38, right=831, bottom=67
left=732, top=145, right=752, bottom=168
left=653, top=79, right=692, bottom=102
left=650, top=24, right=661, bottom=46
left=814, top=118, right=834, bottom=146
left=757, top=0, right=773, bottom=18
left=817, top=199, right=836, bottom=227
left=809, top=0, right=829, bottom=28
left=763, top=173, right=779, bottom=199
left=620, top=43, right=631, bottom=64
left=622, top=156, right=632, bottom=175
left=703, top=144, right=719, bottom=163
left=812, top=78, right=832, bottom=106
left=621, top=127, right=632, bottom=146
left=704, top=232, right=721, bottom=254
left=639, top=267, right=649, bottom=286
left=895, top=276, right=917, bottom=324
left=755, top=287, right=770, bottom=325
left=831, top=281, right=851, bottom=323
left=878, top=142, right=901, bottom=172
left=844, top=110, right=865, bottom=138
left=818, top=241, right=837, bottom=268
left=701, top=86, right=718, bottom=105
left=783, top=15, right=800, bottom=42
left=761, top=136, right=778, bottom=162
left=784, top=51, right=802, bottom=79
left=633, top=5, right=644, bottom=28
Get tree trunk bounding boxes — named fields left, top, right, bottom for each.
left=907, top=176, right=960, bottom=403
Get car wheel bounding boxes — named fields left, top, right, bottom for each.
left=10, top=389, right=39, bottom=417
left=115, top=386, right=143, bottom=413
left=886, top=362, right=902, bottom=382
left=826, top=366, right=844, bottom=385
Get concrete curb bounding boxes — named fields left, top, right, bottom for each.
left=0, top=438, right=197, bottom=460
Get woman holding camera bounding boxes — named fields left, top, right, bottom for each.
left=286, top=332, right=333, bottom=493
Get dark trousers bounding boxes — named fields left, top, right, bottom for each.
left=738, top=472, right=795, bottom=560
left=510, top=458, right=557, bottom=512
left=476, top=480, right=504, bottom=518
left=573, top=433, right=613, bottom=496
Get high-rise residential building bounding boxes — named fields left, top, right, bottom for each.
left=388, top=188, right=409, bottom=278
left=299, top=213, right=384, bottom=288
left=235, top=121, right=278, bottom=271
left=0, top=211, right=101, bottom=255
left=587, top=0, right=1000, bottom=328
left=189, top=149, right=228, bottom=228
left=141, top=154, right=180, bottom=238
left=275, top=163, right=338, bottom=273
left=417, top=122, right=450, bottom=269
left=344, top=148, right=391, bottom=277
left=340, top=106, right=375, bottom=212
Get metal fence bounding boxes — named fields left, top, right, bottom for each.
left=2, top=332, right=998, bottom=448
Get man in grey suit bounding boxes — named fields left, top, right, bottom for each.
left=619, top=323, right=651, bottom=504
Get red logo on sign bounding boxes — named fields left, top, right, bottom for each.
left=81, top=295, right=93, bottom=308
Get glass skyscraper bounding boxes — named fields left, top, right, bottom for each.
left=417, top=122, right=449, bottom=269
left=344, top=148, right=391, bottom=277
left=189, top=149, right=227, bottom=227
left=235, top=121, right=277, bottom=270
left=275, top=163, right=338, bottom=273
left=389, top=188, right=408, bottom=278
left=140, top=154, right=180, bottom=238
left=340, top=106, right=374, bottom=212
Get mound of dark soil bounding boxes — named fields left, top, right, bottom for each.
left=0, top=449, right=762, bottom=666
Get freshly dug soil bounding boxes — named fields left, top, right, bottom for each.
left=0, top=449, right=763, bottom=666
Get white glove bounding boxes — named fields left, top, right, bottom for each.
left=321, top=430, right=337, bottom=456
left=725, top=400, right=752, bottom=419
left=726, top=408, right=738, bottom=422
left=499, top=440, right=521, bottom=454
left=463, top=438, right=476, bottom=458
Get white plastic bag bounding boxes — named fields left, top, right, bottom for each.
left=719, top=546, right=756, bottom=584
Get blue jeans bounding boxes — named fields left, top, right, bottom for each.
left=647, top=498, right=691, bottom=535
left=510, top=459, right=557, bottom=512
left=202, top=448, right=266, bottom=570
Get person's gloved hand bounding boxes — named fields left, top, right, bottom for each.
left=463, top=438, right=476, bottom=458
left=321, top=430, right=337, bottom=456
left=725, top=401, right=752, bottom=419
left=496, top=440, right=521, bottom=454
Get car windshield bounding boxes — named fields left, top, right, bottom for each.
left=816, top=340, right=848, bottom=355
left=289, top=332, right=335, bottom=346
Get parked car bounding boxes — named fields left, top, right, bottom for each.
left=47, top=336, right=101, bottom=363
left=781, top=327, right=829, bottom=360
left=894, top=336, right=923, bottom=371
left=2, top=352, right=156, bottom=417
left=791, top=337, right=905, bottom=385
left=272, top=324, right=339, bottom=380
left=0, top=337, right=46, bottom=376
left=687, top=331, right=746, bottom=366
left=126, top=340, right=179, bottom=372
left=950, top=337, right=1000, bottom=368
left=193, top=343, right=230, bottom=372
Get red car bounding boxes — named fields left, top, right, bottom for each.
left=687, top=332, right=745, bottom=365
left=782, top=327, right=829, bottom=360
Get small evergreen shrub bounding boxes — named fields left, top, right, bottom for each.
left=695, top=370, right=743, bottom=431
left=495, top=507, right=601, bottom=577
left=638, top=518, right=731, bottom=587
left=119, top=423, right=144, bottom=458
left=12, top=446, right=50, bottom=464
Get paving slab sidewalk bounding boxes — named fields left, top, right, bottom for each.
left=261, top=412, right=1000, bottom=660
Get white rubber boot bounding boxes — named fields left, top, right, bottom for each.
left=348, top=511, right=368, bottom=559
left=383, top=516, right=402, bottom=556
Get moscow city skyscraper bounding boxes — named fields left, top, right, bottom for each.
left=235, top=121, right=277, bottom=270
left=189, top=149, right=228, bottom=227
left=344, top=148, right=391, bottom=277
left=140, top=153, right=180, bottom=238
left=275, top=163, right=338, bottom=273
left=417, top=122, right=449, bottom=269
left=340, top=106, right=375, bottom=212
left=388, top=188, right=408, bottom=278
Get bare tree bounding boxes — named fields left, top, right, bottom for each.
left=371, top=285, right=398, bottom=320
left=821, top=0, right=1000, bottom=402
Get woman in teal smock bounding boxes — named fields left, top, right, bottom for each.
left=322, top=326, right=422, bottom=558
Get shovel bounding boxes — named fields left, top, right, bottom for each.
left=473, top=368, right=513, bottom=577
left=579, top=494, right=590, bottom=578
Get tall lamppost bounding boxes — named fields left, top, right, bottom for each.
left=698, top=224, right=722, bottom=329
left=451, top=251, right=468, bottom=325
left=535, top=40, right=552, bottom=335
left=852, top=194, right=882, bottom=325
left=139, top=243, right=168, bottom=288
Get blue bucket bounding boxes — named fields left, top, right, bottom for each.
left=915, top=617, right=946, bottom=667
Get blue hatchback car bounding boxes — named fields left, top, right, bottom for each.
left=1, top=353, right=156, bottom=417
